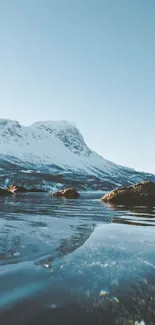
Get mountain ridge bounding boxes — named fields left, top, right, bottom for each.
left=0, top=118, right=154, bottom=190
left=0, top=118, right=122, bottom=173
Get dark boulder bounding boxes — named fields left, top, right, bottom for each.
left=101, top=181, right=155, bottom=205
left=0, top=188, right=13, bottom=196
left=8, top=185, right=27, bottom=193
left=51, top=187, right=80, bottom=199
left=8, top=185, right=46, bottom=193
left=27, top=188, right=46, bottom=193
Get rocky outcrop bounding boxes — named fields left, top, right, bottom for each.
left=101, top=181, right=155, bottom=205
left=0, top=188, right=13, bottom=196
left=8, top=185, right=25, bottom=193
left=27, top=188, right=46, bottom=193
left=51, top=187, right=80, bottom=199
left=8, top=185, right=46, bottom=193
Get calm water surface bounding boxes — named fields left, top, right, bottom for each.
left=0, top=192, right=155, bottom=325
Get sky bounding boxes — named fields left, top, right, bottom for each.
left=0, top=0, right=155, bottom=173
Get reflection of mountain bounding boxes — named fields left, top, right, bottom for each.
left=0, top=234, right=21, bottom=264
left=56, top=224, right=95, bottom=257
left=0, top=222, right=95, bottom=268
left=37, top=224, right=95, bottom=267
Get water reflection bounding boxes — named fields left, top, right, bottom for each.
left=0, top=193, right=155, bottom=324
left=56, top=224, right=95, bottom=256
left=35, top=223, right=95, bottom=268
left=106, top=203, right=155, bottom=215
left=105, top=203, right=155, bottom=227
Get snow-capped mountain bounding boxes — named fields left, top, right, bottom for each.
left=0, top=119, right=121, bottom=174
left=0, top=118, right=154, bottom=190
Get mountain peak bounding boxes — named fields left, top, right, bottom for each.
left=31, top=120, right=77, bottom=129
left=0, top=118, right=21, bottom=127
left=0, top=119, right=91, bottom=161
left=0, top=118, right=153, bottom=186
left=30, top=120, right=90, bottom=157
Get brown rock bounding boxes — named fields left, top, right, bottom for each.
left=51, top=187, right=80, bottom=199
left=8, top=185, right=18, bottom=193
left=101, top=181, right=155, bottom=205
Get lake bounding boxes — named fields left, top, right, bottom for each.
left=0, top=192, right=155, bottom=325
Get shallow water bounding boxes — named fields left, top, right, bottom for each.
left=1, top=192, right=155, bottom=324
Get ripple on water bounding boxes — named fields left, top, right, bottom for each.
left=0, top=193, right=155, bottom=324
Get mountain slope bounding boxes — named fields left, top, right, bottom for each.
left=0, top=119, right=154, bottom=190
left=0, top=119, right=124, bottom=174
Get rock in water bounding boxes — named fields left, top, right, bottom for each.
left=101, top=181, right=155, bottom=205
left=8, top=185, right=46, bottom=193
left=8, top=185, right=18, bottom=193
left=0, top=188, right=13, bottom=196
left=26, top=188, right=46, bottom=193
left=51, top=187, right=80, bottom=199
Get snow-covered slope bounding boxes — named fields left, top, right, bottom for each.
left=0, top=118, right=154, bottom=189
left=0, top=119, right=122, bottom=174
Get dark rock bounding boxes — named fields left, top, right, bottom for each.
left=27, top=188, right=46, bottom=193
left=51, top=187, right=80, bottom=199
left=101, top=181, right=155, bottom=205
left=8, top=185, right=46, bottom=193
left=8, top=185, right=26, bottom=193
left=0, top=188, right=13, bottom=196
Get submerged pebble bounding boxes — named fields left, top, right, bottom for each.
left=13, top=252, right=20, bottom=257
left=44, top=264, right=50, bottom=268
left=99, top=289, right=109, bottom=296
left=111, top=296, right=120, bottom=303
left=48, top=304, right=57, bottom=309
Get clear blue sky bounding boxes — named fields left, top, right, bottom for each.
left=0, top=0, right=155, bottom=173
